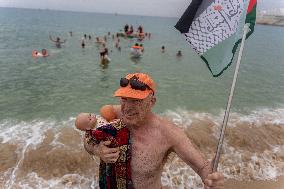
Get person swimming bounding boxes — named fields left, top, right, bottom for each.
left=100, top=45, right=110, bottom=64
left=81, top=39, right=86, bottom=48
left=49, top=35, right=66, bottom=48
left=32, top=49, right=49, bottom=57
left=161, top=45, right=165, bottom=53
left=41, top=49, right=48, bottom=57
left=139, top=44, right=144, bottom=52
left=124, top=24, right=129, bottom=34
left=176, top=50, right=182, bottom=57
left=96, top=37, right=105, bottom=44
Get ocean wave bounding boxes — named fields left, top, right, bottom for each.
left=0, top=108, right=284, bottom=188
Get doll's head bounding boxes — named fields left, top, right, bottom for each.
left=75, top=113, right=97, bottom=131
left=100, top=105, right=117, bottom=122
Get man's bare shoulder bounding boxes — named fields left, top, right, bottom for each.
left=154, top=114, right=182, bottom=129
left=154, top=114, right=185, bottom=142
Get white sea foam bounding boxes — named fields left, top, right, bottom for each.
left=162, top=107, right=284, bottom=182
left=163, top=107, right=284, bottom=129
left=0, top=118, right=76, bottom=189
left=0, top=119, right=54, bottom=145
left=16, top=172, right=99, bottom=189
left=0, top=107, right=284, bottom=188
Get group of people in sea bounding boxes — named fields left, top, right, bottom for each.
left=32, top=48, right=49, bottom=57
left=122, top=24, right=150, bottom=41
left=33, top=24, right=183, bottom=64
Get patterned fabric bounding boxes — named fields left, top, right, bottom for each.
left=175, top=0, right=256, bottom=77
left=86, top=119, right=133, bottom=189
left=177, top=0, right=245, bottom=55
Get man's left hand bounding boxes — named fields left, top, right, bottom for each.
left=203, top=172, right=224, bottom=189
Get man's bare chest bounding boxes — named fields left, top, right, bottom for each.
left=130, top=133, right=169, bottom=175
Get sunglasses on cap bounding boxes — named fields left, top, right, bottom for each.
left=120, top=76, right=154, bottom=94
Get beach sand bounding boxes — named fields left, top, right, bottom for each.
left=162, top=176, right=284, bottom=189
left=224, top=176, right=284, bottom=189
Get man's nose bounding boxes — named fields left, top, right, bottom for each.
left=123, top=100, right=136, bottom=107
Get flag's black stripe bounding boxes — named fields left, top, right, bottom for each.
left=174, top=0, right=203, bottom=34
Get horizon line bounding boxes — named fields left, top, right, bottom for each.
left=0, top=6, right=180, bottom=19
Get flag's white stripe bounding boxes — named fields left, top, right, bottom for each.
left=184, top=0, right=245, bottom=55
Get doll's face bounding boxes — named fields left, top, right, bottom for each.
left=75, top=113, right=97, bottom=130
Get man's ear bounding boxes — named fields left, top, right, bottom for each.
left=151, top=96, right=156, bottom=106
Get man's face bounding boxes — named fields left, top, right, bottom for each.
left=120, top=94, right=155, bottom=126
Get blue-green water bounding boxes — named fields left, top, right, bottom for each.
left=0, top=7, right=283, bottom=121
left=0, top=8, right=284, bottom=189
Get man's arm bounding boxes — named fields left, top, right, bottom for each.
left=169, top=125, right=212, bottom=181
left=167, top=123, right=224, bottom=188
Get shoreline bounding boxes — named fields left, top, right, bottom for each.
left=257, top=15, right=284, bottom=27
left=224, top=175, right=284, bottom=189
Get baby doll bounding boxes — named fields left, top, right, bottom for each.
left=75, top=105, right=119, bottom=147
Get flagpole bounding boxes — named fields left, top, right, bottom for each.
left=213, top=23, right=250, bottom=172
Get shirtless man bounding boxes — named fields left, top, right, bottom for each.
left=49, top=35, right=66, bottom=48
left=84, top=73, right=224, bottom=189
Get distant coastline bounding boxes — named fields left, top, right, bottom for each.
left=1, top=6, right=284, bottom=26
left=257, top=15, right=284, bottom=27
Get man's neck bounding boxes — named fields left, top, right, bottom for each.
left=127, top=112, right=154, bottom=131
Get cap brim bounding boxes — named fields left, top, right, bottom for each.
left=114, top=86, right=151, bottom=99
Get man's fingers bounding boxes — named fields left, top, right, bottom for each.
left=204, top=172, right=224, bottom=189
left=204, top=179, right=224, bottom=187
left=206, top=186, right=224, bottom=189
left=102, top=140, right=111, bottom=146
left=103, top=147, right=119, bottom=154
left=207, top=172, right=224, bottom=180
left=109, top=157, right=118, bottom=162
left=104, top=151, right=120, bottom=159
left=103, top=151, right=120, bottom=163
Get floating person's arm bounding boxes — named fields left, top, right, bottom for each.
left=49, top=35, right=56, bottom=42
left=61, top=39, right=67, bottom=44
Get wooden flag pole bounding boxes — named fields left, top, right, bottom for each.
left=213, top=23, right=250, bottom=172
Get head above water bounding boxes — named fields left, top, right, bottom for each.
left=42, top=49, right=47, bottom=56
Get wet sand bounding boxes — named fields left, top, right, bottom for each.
left=162, top=176, right=284, bottom=189
left=225, top=176, right=284, bottom=189
left=1, top=117, right=284, bottom=188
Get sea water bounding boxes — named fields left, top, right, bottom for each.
left=0, top=7, right=283, bottom=188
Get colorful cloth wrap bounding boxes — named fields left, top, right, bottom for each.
left=85, top=119, right=133, bottom=189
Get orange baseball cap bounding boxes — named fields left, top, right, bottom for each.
left=114, top=73, right=156, bottom=99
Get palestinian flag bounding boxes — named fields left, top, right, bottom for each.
left=175, top=0, right=257, bottom=77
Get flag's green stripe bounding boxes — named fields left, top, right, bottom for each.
left=201, top=36, right=238, bottom=77
left=245, top=4, right=257, bottom=39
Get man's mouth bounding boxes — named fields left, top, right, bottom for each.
left=124, top=112, right=137, bottom=117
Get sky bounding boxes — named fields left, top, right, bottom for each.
left=0, top=0, right=284, bottom=17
